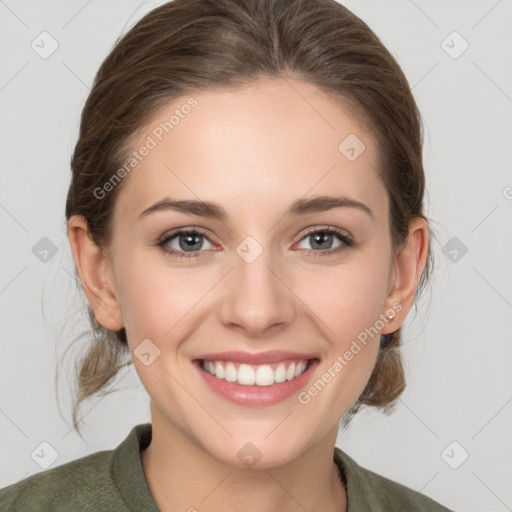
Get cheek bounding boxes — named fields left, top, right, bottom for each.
left=293, top=253, right=390, bottom=346
left=115, top=252, right=214, bottom=344
left=296, top=263, right=387, bottom=410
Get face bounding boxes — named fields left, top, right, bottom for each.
left=105, top=77, right=398, bottom=467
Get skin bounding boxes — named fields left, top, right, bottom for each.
left=68, top=76, right=428, bottom=512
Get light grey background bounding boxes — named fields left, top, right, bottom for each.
left=1, top=1, right=511, bottom=510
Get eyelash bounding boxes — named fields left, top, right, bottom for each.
left=156, top=226, right=353, bottom=260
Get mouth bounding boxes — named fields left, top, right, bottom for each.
left=194, top=358, right=318, bottom=387
left=192, top=351, right=320, bottom=408
left=191, top=350, right=321, bottom=406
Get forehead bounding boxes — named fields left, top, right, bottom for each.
left=115, top=77, right=388, bottom=224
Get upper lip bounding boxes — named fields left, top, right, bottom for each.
left=194, top=350, right=317, bottom=365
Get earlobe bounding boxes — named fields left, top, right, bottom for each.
left=381, top=217, right=429, bottom=334
left=67, top=215, right=124, bottom=332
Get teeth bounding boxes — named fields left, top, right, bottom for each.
left=201, top=359, right=310, bottom=386
left=274, top=363, right=287, bottom=383
left=295, top=362, right=306, bottom=377
left=286, top=363, right=296, bottom=381
left=239, top=364, right=256, bottom=385
left=255, top=364, right=274, bottom=386
left=214, top=361, right=225, bottom=379
left=225, top=362, right=237, bottom=382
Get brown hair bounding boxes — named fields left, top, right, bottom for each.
left=64, top=0, right=435, bottom=432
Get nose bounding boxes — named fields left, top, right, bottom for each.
left=218, top=245, right=296, bottom=338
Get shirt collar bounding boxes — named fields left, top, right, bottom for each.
left=111, top=423, right=160, bottom=511
left=334, top=446, right=372, bottom=510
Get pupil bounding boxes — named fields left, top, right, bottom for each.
left=311, top=232, right=332, bottom=250
left=180, top=233, right=202, bottom=251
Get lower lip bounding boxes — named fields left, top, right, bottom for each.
left=193, top=359, right=320, bottom=407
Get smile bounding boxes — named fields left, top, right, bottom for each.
left=200, top=359, right=310, bottom=386
left=193, top=350, right=320, bottom=406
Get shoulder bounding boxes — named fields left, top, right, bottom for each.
left=0, top=447, right=121, bottom=512
left=334, top=447, right=453, bottom=511
left=0, top=424, right=154, bottom=512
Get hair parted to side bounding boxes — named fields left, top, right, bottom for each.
left=64, top=0, right=435, bottom=433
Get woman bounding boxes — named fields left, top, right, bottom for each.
left=0, top=0, right=452, bottom=510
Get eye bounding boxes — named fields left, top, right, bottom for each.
left=157, top=228, right=215, bottom=259
left=294, top=226, right=352, bottom=257
left=156, top=225, right=353, bottom=260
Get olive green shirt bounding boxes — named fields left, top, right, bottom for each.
left=0, top=423, right=452, bottom=511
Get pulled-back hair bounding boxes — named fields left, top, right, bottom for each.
left=64, top=0, right=435, bottom=432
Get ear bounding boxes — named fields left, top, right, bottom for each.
left=67, top=215, right=124, bottom=331
left=381, top=217, right=429, bottom=334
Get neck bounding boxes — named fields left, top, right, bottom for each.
left=141, top=406, right=347, bottom=512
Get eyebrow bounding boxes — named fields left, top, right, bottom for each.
left=138, top=195, right=374, bottom=221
